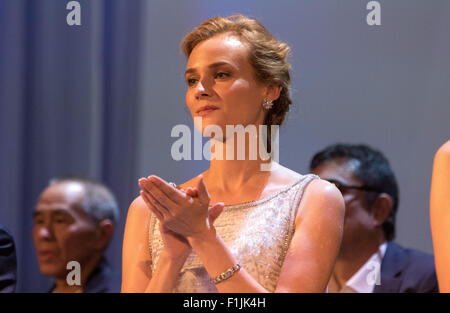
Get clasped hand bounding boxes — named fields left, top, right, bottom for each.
left=139, top=175, right=224, bottom=240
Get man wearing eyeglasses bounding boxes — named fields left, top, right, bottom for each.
left=310, top=143, right=438, bottom=293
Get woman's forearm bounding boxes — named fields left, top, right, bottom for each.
left=187, top=228, right=269, bottom=293
left=144, top=250, right=186, bottom=293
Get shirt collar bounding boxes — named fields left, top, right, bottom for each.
left=345, top=242, right=388, bottom=293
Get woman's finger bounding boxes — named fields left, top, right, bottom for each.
left=141, top=189, right=172, bottom=218
left=208, top=202, right=225, bottom=224
left=140, top=191, right=164, bottom=220
left=186, top=187, right=198, bottom=197
left=140, top=178, right=180, bottom=212
left=196, top=175, right=210, bottom=203
left=147, top=175, right=187, bottom=205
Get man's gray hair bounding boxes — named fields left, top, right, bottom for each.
left=49, top=176, right=119, bottom=224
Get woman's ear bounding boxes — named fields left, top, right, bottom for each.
left=265, top=84, right=282, bottom=102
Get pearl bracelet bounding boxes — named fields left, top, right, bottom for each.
left=210, top=263, right=241, bottom=285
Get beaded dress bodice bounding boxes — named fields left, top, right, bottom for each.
left=148, top=174, right=318, bottom=292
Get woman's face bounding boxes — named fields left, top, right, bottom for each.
left=185, top=33, right=268, bottom=136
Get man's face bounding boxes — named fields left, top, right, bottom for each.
left=32, top=182, right=99, bottom=279
left=311, top=158, right=377, bottom=254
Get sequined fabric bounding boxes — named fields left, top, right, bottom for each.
left=148, top=174, right=319, bottom=293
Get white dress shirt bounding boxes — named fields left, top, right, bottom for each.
left=329, top=242, right=388, bottom=293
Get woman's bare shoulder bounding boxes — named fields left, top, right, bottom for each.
left=436, top=140, right=450, bottom=158
left=273, top=163, right=338, bottom=198
left=303, top=178, right=343, bottom=201
left=297, top=178, right=345, bottom=220
left=433, top=140, right=450, bottom=172
left=127, top=196, right=150, bottom=220
left=271, top=163, right=303, bottom=184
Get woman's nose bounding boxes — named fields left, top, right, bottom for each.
left=195, top=79, right=212, bottom=99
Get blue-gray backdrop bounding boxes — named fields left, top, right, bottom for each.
left=0, top=0, right=449, bottom=292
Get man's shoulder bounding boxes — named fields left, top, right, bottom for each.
left=84, top=258, right=121, bottom=293
left=0, top=225, right=15, bottom=251
left=383, top=241, right=438, bottom=289
left=377, top=241, right=438, bottom=293
left=0, top=224, right=17, bottom=293
left=386, top=241, right=435, bottom=270
left=0, top=225, right=13, bottom=240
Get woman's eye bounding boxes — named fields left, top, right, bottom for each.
left=186, top=78, right=197, bottom=86
left=215, top=72, right=229, bottom=79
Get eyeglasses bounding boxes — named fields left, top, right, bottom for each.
left=326, top=179, right=382, bottom=194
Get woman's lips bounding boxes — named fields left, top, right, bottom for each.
left=197, top=105, right=219, bottom=116
left=197, top=108, right=218, bottom=116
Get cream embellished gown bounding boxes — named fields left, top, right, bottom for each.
left=148, top=174, right=318, bottom=292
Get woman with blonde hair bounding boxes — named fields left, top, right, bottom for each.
left=122, top=14, right=345, bottom=293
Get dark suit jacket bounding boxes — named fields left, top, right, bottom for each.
left=48, top=257, right=121, bottom=293
left=82, top=258, right=121, bottom=293
left=0, top=225, right=17, bottom=293
left=373, top=241, right=438, bottom=293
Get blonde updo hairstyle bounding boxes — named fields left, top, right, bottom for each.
left=181, top=14, right=292, bottom=152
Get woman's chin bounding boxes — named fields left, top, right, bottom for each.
left=194, top=121, right=226, bottom=135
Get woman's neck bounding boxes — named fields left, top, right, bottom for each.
left=204, top=134, right=276, bottom=192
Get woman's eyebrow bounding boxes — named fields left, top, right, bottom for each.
left=185, top=61, right=232, bottom=76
